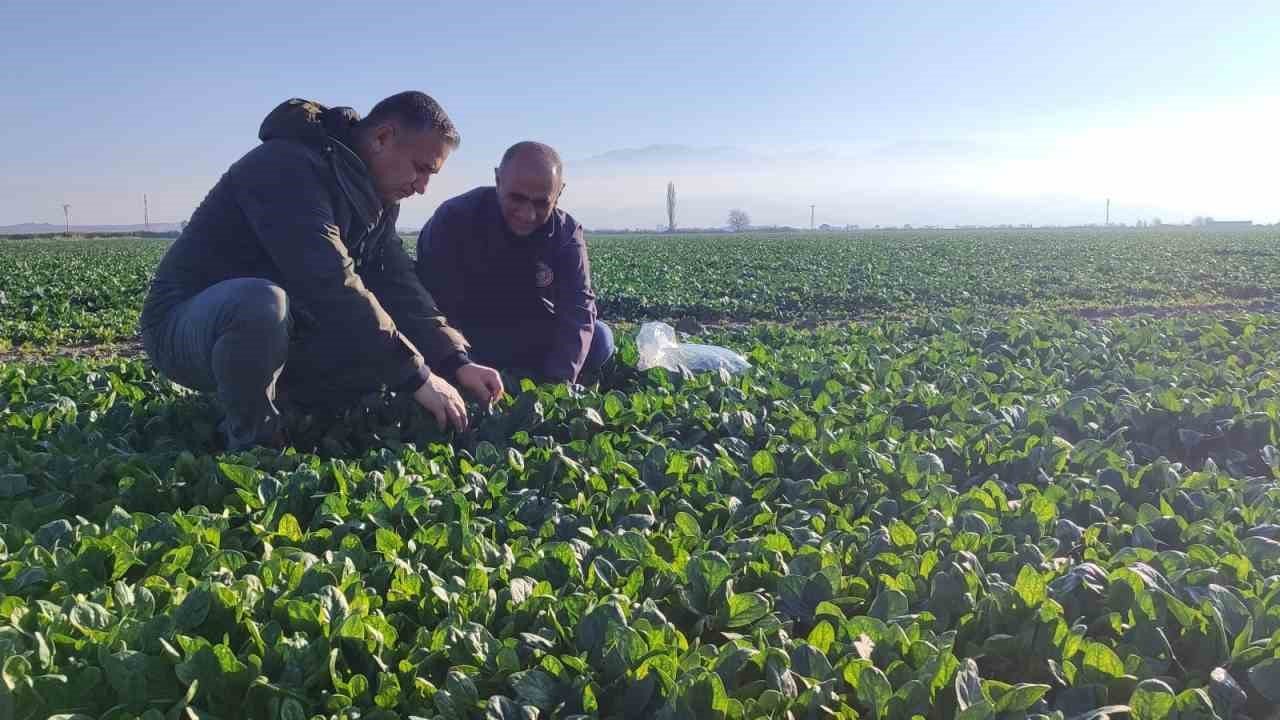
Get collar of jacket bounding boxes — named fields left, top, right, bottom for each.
left=325, top=138, right=403, bottom=270
left=325, top=136, right=384, bottom=232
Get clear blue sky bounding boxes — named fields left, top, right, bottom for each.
left=3, top=1, right=1278, bottom=229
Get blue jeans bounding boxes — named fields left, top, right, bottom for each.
left=142, top=277, right=391, bottom=450
left=583, top=320, right=616, bottom=374
left=142, top=278, right=291, bottom=450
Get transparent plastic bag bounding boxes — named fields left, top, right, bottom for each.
left=635, top=321, right=751, bottom=374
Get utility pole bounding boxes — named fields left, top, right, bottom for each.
left=809, top=205, right=816, bottom=230
left=62, top=204, right=71, bottom=235
left=144, top=194, right=150, bottom=232
left=1105, top=198, right=1110, bottom=226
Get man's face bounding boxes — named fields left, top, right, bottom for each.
left=495, top=158, right=563, bottom=237
left=364, top=123, right=452, bottom=207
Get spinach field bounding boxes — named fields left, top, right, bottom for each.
left=5, top=229, right=1280, bottom=351
left=2, top=230, right=1280, bottom=719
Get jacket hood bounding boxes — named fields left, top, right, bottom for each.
left=258, top=98, right=361, bottom=144
left=257, top=98, right=385, bottom=230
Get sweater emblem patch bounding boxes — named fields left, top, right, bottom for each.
left=534, top=261, right=554, bottom=288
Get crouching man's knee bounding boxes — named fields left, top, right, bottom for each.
left=583, top=320, right=615, bottom=373
left=226, top=279, right=291, bottom=345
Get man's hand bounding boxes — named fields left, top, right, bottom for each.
left=413, top=373, right=469, bottom=432
left=454, top=363, right=505, bottom=409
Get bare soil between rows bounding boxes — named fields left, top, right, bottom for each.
left=0, top=338, right=145, bottom=364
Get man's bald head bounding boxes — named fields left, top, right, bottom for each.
left=494, top=141, right=566, bottom=237
left=499, top=141, right=563, bottom=180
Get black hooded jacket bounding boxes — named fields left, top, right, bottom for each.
left=141, top=98, right=469, bottom=393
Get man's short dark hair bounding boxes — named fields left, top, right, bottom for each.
left=362, top=91, right=461, bottom=147
left=500, top=141, right=563, bottom=177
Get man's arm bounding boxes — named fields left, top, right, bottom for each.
left=374, top=216, right=504, bottom=408
left=544, top=223, right=597, bottom=383
left=415, top=203, right=467, bottom=323
left=234, top=142, right=429, bottom=392
left=366, top=222, right=471, bottom=378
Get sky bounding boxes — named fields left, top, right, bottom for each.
left=2, top=1, right=1279, bottom=230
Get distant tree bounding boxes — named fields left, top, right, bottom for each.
left=1152, top=217, right=1162, bottom=226
left=727, top=209, right=750, bottom=232
left=179, top=220, right=188, bottom=233
left=666, top=182, right=676, bottom=232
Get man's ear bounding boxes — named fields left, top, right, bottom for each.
left=370, top=122, right=396, bottom=154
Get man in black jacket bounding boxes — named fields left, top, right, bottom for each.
left=140, top=92, right=503, bottom=450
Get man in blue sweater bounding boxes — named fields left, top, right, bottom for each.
left=416, top=142, right=614, bottom=384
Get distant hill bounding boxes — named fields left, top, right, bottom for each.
left=581, top=144, right=758, bottom=167
left=0, top=222, right=183, bottom=235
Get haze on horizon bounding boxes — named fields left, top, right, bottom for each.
left=2, top=1, right=1277, bottom=231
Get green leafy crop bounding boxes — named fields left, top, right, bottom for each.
left=6, top=229, right=1280, bottom=350
left=4, top=311, right=1280, bottom=718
